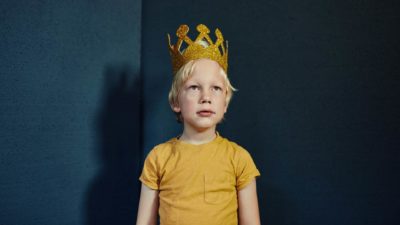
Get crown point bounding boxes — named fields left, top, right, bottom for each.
left=197, top=24, right=210, bottom=34
left=215, top=29, right=223, bottom=40
left=177, top=25, right=189, bottom=38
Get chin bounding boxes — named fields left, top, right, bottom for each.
left=188, top=122, right=218, bottom=131
left=183, top=116, right=223, bottom=130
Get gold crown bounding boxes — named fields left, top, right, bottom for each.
left=167, top=24, right=228, bottom=75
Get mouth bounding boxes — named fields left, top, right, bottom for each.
left=197, top=110, right=215, bottom=117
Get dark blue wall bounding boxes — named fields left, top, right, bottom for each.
left=0, top=1, right=142, bottom=225
left=1, top=0, right=399, bottom=225
left=141, top=0, right=399, bottom=225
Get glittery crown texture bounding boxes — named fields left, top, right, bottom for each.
left=167, top=24, right=228, bottom=75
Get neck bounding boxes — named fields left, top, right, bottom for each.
left=179, top=126, right=217, bottom=145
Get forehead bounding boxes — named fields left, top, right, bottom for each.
left=187, top=59, right=225, bottom=83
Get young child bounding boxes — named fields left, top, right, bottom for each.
left=136, top=24, right=261, bottom=225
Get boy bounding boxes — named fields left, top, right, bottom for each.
left=136, top=24, right=261, bottom=225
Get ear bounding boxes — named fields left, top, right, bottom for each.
left=172, top=103, right=181, bottom=113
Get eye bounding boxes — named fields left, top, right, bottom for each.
left=188, top=85, right=199, bottom=90
left=212, top=86, right=223, bottom=91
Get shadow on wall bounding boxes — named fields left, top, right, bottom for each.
left=85, top=65, right=143, bottom=225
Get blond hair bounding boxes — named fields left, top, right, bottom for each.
left=168, top=59, right=237, bottom=122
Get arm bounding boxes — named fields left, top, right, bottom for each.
left=136, top=183, right=159, bottom=225
left=238, top=178, right=261, bottom=225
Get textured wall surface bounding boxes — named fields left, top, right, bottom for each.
left=141, top=0, right=399, bottom=225
left=1, top=0, right=399, bottom=225
left=0, top=1, right=142, bottom=225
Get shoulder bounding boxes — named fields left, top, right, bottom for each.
left=219, top=135, right=252, bottom=158
left=218, top=136, right=259, bottom=178
left=145, top=138, right=177, bottom=159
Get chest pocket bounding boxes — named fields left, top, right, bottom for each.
left=203, top=173, right=234, bottom=204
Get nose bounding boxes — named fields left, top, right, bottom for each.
left=200, top=90, right=211, bottom=104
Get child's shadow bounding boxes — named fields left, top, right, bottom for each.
left=85, top=65, right=143, bottom=225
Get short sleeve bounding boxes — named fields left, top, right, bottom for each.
left=234, top=147, right=261, bottom=190
left=139, top=149, right=160, bottom=190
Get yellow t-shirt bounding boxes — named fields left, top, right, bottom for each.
left=139, top=133, right=261, bottom=225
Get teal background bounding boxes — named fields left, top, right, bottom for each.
left=1, top=0, right=399, bottom=224
left=1, top=1, right=142, bottom=224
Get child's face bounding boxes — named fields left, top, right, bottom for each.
left=173, top=59, right=228, bottom=132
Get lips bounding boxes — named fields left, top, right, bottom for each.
left=197, top=110, right=215, bottom=116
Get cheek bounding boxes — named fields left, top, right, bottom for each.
left=180, top=91, right=199, bottom=103
left=178, top=96, right=197, bottom=112
left=217, top=95, right=228, bottom=113
left=213, top=93, right=226, bottom=103
left=186, top=90, right=201, bottom=99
